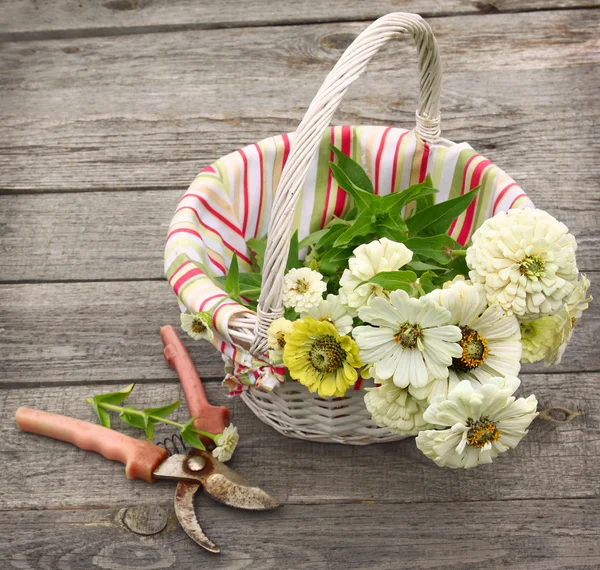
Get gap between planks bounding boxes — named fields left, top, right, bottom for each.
left=2, top=4, right=599, bottom=43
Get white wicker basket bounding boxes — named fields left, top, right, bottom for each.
left=166, top=12, right=532, bottom=445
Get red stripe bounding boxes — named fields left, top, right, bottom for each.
left=199, top=293, right=227, bottom=311
left=171, top=209, right=251, bottom=266
left=457, top=158, right=492, bottom=245
left=492, top=182, right=518, bottom=214
left=185, top=194, right=244, bottom=237
left=173, top=268, right=203, bottom=296
left=212, top=302, right=239, bottom=327
left=167, top=227, right=202, bottom=241
left=208, top=255, right=226, bottom=275
left=168, top=260, right=195, bottom=284
left=333, top=125, right=352, bottom=217
left=418, top=142, right=430, bottom=183
left=374, top=126, right=392, bottom=195
left=201, top=165, right=216, bottom=174
left=448, top=155, right=478, bottom=236
left=390, top=130, right=409, bottom=194
left=321, top=127, right=336, bottom=228
left=253, top=143, right=264, bottom=238
left=508, top=193, right=528, bottom=209
left=282, top=133, right=291, bottom=168
left=238, top=149, right=250, bottom=237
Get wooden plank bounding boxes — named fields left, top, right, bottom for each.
left=2, top=0, right=598, bottom=37
left=0, top=377, right=597, bottom=510
left=0, top=11, right=598, bottom=192
left=0, top=278, right=598, bottom=385
left=0, top=500, right=598, bottom=570
left=1, top=188, right=599, bottom=284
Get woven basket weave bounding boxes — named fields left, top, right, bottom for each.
left=165, top=12, right=532, bottom=445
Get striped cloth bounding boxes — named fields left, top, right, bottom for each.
left=165, top=126, right=533, bottom=393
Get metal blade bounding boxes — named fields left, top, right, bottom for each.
left=174, top=481, right=220, bottom=554
left=154, top=451, right=280, bottom=511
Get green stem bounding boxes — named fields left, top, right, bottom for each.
left=86, top=399, right=220, bottom=443
left=452, top=249, right=467, bottom=257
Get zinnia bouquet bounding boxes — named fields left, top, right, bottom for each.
left=180, top=146, right=591, bottom=469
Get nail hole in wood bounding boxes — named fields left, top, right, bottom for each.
left=120, top=505, right=169, bottom=536
left=538, top=407, right=583, bottom=424
left=320, top=33, right=357, bottom=51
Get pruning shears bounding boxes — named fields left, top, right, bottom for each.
left=15, top=325, right=280, bottom=554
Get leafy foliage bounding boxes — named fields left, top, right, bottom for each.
left=86, top=384, right=212, bottom=450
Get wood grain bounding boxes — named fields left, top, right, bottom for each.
left=0, top=10, right=598, bottom=192
left=1, top=377, right=597, bottom=510
left=0, top=278, right=598, bottom=385
left=1, top=188, right=599, bottom=285
left=1, top=500, right=598, bottom=569
left=2, top=0, right=598, bottom=37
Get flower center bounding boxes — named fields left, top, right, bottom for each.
left=294, top=279, right=310, bottom=294
left=466, top=417, right=501, bottom=448
left=191, top=319, right=207, bottom=334
left=309, top=335, right=347, bottom=374
left=451, top=326, right=489, bottom=372
left=520, top=255, right=545, bottom=278
left=394, top=323, right=423, bottom=349
left=276, top=332, right=286, bottom=348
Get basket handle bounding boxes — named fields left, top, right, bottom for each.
left=251, top=12, right=442, bottom=354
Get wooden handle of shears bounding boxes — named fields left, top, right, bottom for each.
left=160, top=325, right=231, bottom=435
left=16, top=408, right=168, bottom=483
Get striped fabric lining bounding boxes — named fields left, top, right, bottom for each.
left=165, top=126, right=533, bottom=392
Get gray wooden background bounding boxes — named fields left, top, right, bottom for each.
left=1, top=1, right=599, bottom=568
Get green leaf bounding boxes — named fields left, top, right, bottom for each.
left=146, top=400, right=181, bottom=420
left=342, top=206, right=359, bottom=221
left=224, top=253, right=241, bottom=299
left=404, top=235, right=463, bottom=265
left=299, top=229, right=329, bottom=250
left=378, top=180, right=438, bottom=218
left=329, top=162, right=375, bottom=211
left=367, top=270, right=419, bottom=294
left=90, top=384, right=135, bottom=428
left=416, top=271, right=437, bottom=295
left=406, top=187, right=479, bottom=237
left=317, top=246, right=354, bottom=276
left=415, top=185, right=435, bottom=214
left=333, top=210, right=375, bottom=248
left=286, top=231, right=300, bottom=271
left=119, top=406, right=146, bottom=430
left=246, top=237, right=266, bottom=271
left=406, top=260, right=445, bottom=273
left=442, top=254, right=470, bottom=282
left=375, top=213, right=409, bottom=242
left=330, top=144, right=374, bottom=194
left=179, top=417, right=206, bottom=451
left=316, top=223, right=349, bottom=250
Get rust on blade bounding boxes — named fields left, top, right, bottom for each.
left=174, top=481, right=220, bottom=554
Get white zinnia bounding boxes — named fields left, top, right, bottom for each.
left=416, top=376, right=538, bottom=469
left=339, top=238, right=413, bottom=314
left=212, top=424, right=239, bottom=463
left=466, top=208, right=578, bottom=320
left=353, top=290, right=462, bottom=389
left=180, top=311, right=214, bottom=342
left=300, top=294, right=353, bottom=335
left=521, top=274, right=592, bottom=366
left=267, top=317, right=294, bottom=360
left=364, top=377, right=431, bottom=435
left=415, top=279, right=522, bottom=401
left=282, top=267, right=327, bottom=313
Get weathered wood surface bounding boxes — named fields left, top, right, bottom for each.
left=1, top=1, right=599, bottom=568
left=1, top=500, right=598, bottom=569
left=1, top=10, right=598, bottom=192
left=1, top=189, right=599, bottom=284
left=0, top=278, right=598, bottom=385
left=2, top=0, right=598, bottom=37
left=1, top=378, right=598, bottom=510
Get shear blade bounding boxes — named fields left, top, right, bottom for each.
left=174, top=481, right=220, bottom=554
